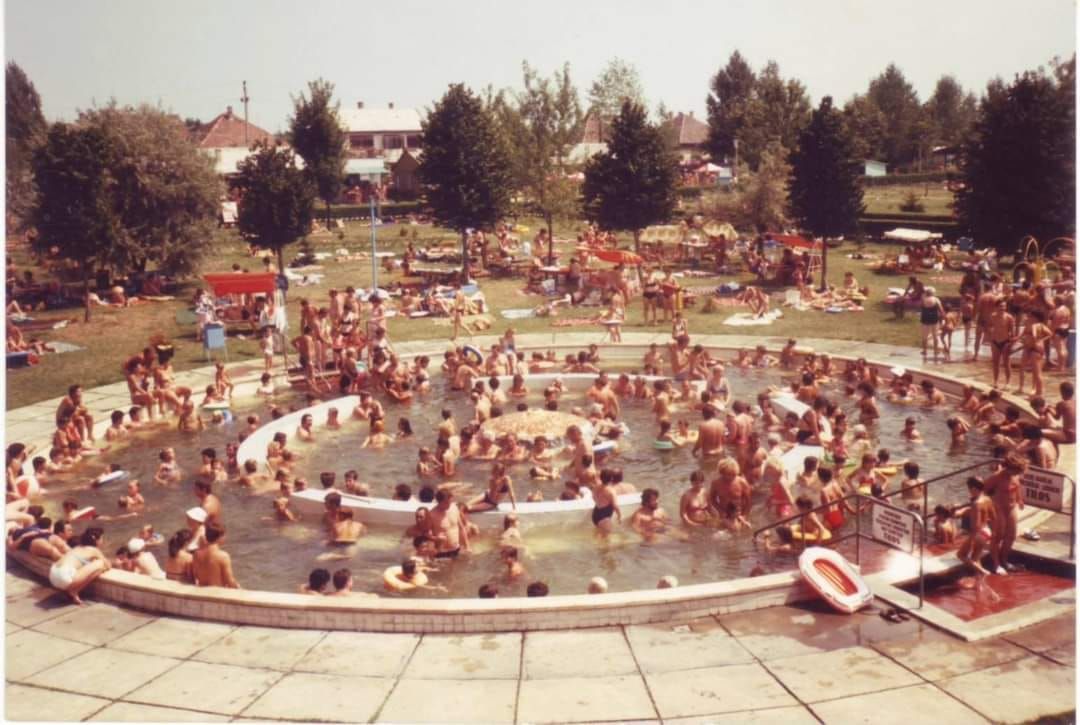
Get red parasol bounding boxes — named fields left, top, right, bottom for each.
left=771, top=234, right=821, bottom=250
left=203, top=272, right=277, bottom=296
left=592, top=248, right=644, bottom=265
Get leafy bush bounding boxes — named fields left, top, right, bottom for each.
left=899, top=191, right=926, bottom=213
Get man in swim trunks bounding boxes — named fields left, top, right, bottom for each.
left=56, top=385, right=94, bottom=444
left=972, top=291, right=1000, bottom=362
left=709, top=458, right=751, bottom=520
left=693, top=406, right=726, bottom=458
left=427, top=489, right=468, bottom=558
left=987, top=299, right=1016, bottom=389
left=591, top=474, right=621, bottom=533
left=191, top=524, right=240, bottom=588
left=630, top=488, right=669, bottom=540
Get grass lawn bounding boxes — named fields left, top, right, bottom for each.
left=863, top=182, right=957, bottom=216
left=5, top=220, right=940, bottom=410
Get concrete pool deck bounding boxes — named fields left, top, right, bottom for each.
left=5, top=563, right=1074, bottom=723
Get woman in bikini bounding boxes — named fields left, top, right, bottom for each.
left=467, top=463, right=516, bottom=512
left=1016, top=310, right=1053, bottom=397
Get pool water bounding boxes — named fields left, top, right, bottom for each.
left=39, top=364, right=992, bottom=597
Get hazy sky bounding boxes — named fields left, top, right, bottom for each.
left=6, top=0, right=1076, bottom=133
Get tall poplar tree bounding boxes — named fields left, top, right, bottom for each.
left=420, top=83, right=513, bottom=281
left=788, top=97, right=864, bottom=289
left=582, top=100, right=678, bottom=252
left=288, top=79, right=346, bottom=227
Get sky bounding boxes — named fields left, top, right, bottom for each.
left=5, top=0, right=1076, bottom=133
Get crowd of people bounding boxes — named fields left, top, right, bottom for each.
left=7, top=303, right=1073, bottom=603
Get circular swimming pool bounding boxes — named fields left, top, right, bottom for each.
left=36, top=353, right=994, bottom=599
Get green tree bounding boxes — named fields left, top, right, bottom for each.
left=705, top=50, right=756, bottom=162
left=236, top=142, right=317, bottom=273
left=502, top=62, right=583, bottom=263
left=842, top=93, right=887, bottom=162
left=583, top=100, right=679, bottom=252
left=788, top=96, right=865, bottom=289
left=420, top=83, right=513, bottom=281
left=925, top=75, right=978, bottom=148
left=736, top=61, right=811, bottom=170
left=6, top=61, right=48, bottom=232
left=742, top=141, right=791, bottom=233
left=31, top=124, right=116, bottom=321
left=866, top=63, right=923, bottom=167
left=74, top=104, right=221, bottom=276
left=956, top=57, right=1075, bottom=255
left=288, top=79, right=346, bottom=227
left=31, top=103, right=220, bottom=321
left=588, top=58, right=646, bottom=142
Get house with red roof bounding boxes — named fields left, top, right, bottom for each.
left=662, top=111, right=709, bottom=164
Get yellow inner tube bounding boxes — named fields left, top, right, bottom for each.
left=790, top=524, right=832, bottom=543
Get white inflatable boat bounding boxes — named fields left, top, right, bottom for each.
left=797, top=546, right=873, bottom=614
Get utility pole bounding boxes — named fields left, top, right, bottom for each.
left=241, top=81, right=250, bottom=146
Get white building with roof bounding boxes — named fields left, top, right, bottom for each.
left=339, top=102, right=423, bottom=158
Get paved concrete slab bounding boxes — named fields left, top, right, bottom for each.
left=124, top=660, right=282, bottom=716
left=5, top=628, right=94, bottom=682
left=524, top=627, right=637, bottom=679
left=376, top=677, right=517, bottom=723
left=401, top=633, right=521, bottom=680
left=665, top=705, right=819, bottom=724
left=646, top=663, right=797, bottom=719
left=4, top=588, right=76, bottom=628
left=810, top=683, right=989, bottom=724
left=25, top=647, right=179, bottom=699
left=765, top=646, right=922, bottom=703
left=1004, top=614, right=1076, bottom=653
left=6, top=683, right=108, bottom=721
left=32, top=603, right=156, bottom=646
left=518, top=674, right=657, bottom=723
left=5, top=622, right=22, bottom=634
left=88, top=702, right=231, bottom=722
left=626, top=620, right=754, bottom=673
left=243, top=671, right=394, bottom=722
left=719, top=604, right=924, bottom=661
left=107, top=616, right=234, bottom=659
left=871, top=628, right=1028, bottom=681
left=294, top=631, right=419, bottom=678
left=192, top=625, right=326, bottom=671
left=938, top=655, right=1076, bottom=724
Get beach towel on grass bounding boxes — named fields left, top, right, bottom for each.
left=550, top=318, right=601, bottom=327
left=501, top=308, right=536, bottom=320
left=722, top=310, right=783, bottom=327
left=48, top=341, right=85, bottom=354
left=432, top=314, right=492, bottom=328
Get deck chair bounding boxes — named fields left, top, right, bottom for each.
left=203, top=323, right=228, bottom=362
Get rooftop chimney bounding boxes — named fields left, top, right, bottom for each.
left=689, top=111, right=694, bottom=117
left=357, top=101, right=364, bottom=109
left=225, top=105, right=233, bottom=118
left=388, top=102, right=395, bottom=109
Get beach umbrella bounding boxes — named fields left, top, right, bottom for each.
left=593, top=248, right=644, bottom=265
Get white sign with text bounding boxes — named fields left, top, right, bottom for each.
left=1020, top=469, right=1068, bottom=512
left=870, top=503, right=917, bottom=553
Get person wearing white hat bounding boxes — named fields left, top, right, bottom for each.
left=587, top=576, right=608, bottom=594
left=127, top=537, right=165, bottom=580
left=185, top=507, right=207, bottom=552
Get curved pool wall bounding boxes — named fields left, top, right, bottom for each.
left=6, top=333, right=1062, bottom=632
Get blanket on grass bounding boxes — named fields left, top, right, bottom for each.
left=722, top=310, right=783, bottom=327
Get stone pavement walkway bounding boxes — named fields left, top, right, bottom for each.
left=5, top=566, right=1073, bottom=723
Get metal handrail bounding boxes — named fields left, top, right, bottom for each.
left=879, top=459, right=998, bottom=514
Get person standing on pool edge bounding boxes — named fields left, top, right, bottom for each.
left=986, top=453, right=1027, bottom=575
